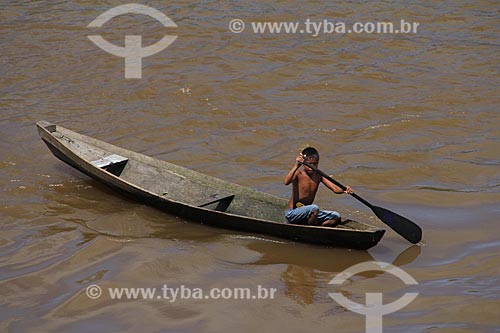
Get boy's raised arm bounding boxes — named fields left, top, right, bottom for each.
left=284, top=154, right=303, bottom=185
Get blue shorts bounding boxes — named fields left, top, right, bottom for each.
left=285, top=204, right=340, bottom=225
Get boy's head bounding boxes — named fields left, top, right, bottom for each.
left=301, top=147, right=319, bottom=172
left=302, top=147, right=319, bottom=159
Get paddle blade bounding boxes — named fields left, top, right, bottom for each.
left=372, top=206, right=422, bottom=244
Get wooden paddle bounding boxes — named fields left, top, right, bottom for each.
left=300, top=160, right=422, bottom=244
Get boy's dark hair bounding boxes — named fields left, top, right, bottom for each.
left=302, top=147, right=319, bottom=159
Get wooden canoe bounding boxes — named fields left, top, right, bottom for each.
left=36, top=121, right=385, bottom=249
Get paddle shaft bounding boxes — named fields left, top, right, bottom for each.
left=300, top=160, right=373, bottom=208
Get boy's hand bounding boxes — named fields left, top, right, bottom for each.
left=344, top=185, right=354, bottom=194
left=295, top=154, right=304, bottom=165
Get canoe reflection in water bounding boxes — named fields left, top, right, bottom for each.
left=249, top=241, right=421, bottom=305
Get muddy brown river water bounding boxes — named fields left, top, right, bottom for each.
left=1, top=1, right=499, bottom=332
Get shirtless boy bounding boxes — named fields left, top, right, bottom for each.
left=283, top=147, right=353, bottom=227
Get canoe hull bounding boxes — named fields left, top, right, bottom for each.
left=37, top=121, right=385, bottom=249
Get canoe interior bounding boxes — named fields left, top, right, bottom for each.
left=42, top=126, right=288, bottom=222
left=36, top=121, right=385, bottom=248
